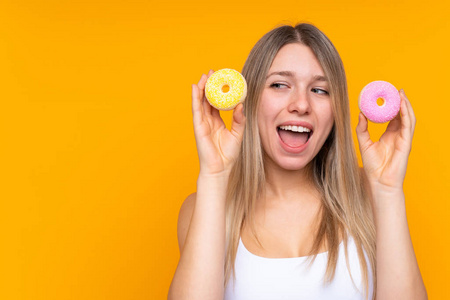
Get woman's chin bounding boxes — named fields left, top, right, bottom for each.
left=273, top=157, right=312, bottom=171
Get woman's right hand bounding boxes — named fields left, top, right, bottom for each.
left=191, top=70, right=246, bottom=177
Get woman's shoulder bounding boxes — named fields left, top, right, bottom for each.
left=177, top=192, right=197, bottom=253
left=181, top=192, right=197, bottom=209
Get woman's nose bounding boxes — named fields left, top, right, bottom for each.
left=287, top=89, right=311, bottom=114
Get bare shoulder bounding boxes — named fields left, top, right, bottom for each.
left=177, top=192, right=197, bottom=254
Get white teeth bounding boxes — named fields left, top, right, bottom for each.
left=279, top=125, right=311, bottom=133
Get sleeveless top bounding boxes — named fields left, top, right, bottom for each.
left=224, top=234, right=374, bottom=300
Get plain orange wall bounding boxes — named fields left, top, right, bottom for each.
left=1, top=0, right=449, bottom=299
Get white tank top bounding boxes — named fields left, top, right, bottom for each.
left=224, top=234, right=374, bottom=300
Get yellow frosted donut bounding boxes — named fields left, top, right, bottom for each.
left=205, top=68, right=247, bottom=111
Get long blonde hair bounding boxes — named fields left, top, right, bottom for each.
left=224, top=22, right=377, bottom=300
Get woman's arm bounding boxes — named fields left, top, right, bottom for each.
left=168, top=70, right=246, bottom=300
left=356, top=89, right=427, bottom=300
left=168, top=173, right=229, bottom=300
left=371, top=185, right=427, bottom=300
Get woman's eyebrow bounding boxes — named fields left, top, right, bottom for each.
left=266, top=71, right=329, bottom=83
left=266, top=70, right=295, bottom=79
left=312, top=75, right=329, bottom=82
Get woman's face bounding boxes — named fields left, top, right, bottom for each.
left=257, top=43, right=334, bottom=171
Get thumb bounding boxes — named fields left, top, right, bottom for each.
left=230, top=103, right=246, bottom=141
left=355, top=112, right=373, bottom=152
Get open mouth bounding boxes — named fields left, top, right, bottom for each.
left=277, top=125, right=313, bottom=148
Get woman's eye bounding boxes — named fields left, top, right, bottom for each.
left=269, top=84, right=328, bottom=94
left=270, top=83, right=288, bottom=89
left=312, top=88, right=329, bottom=95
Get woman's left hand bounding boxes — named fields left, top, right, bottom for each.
left=355, top=89, right=416, bottom=192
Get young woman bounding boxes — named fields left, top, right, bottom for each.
left=168, top=23, right=427, bottom=300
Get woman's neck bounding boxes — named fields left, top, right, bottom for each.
left=263, top=158, right=320, bottom=205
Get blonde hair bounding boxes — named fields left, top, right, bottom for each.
left=224, top=22, right=377, bottom=300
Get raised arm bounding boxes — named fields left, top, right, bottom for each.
left=168, top=70, right=246, bottom=300
left=356, top=89, right=427, bottom=299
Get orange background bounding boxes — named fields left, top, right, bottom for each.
left=1, top=0, right=449, bottom=299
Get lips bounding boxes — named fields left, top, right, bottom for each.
left=277, top=121, right=314, bottom=143
left=274, top=121, right=313, bottom=153
left=276, top=127, right=312, bottom=146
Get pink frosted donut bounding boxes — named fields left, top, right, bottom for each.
left=358, top=81, right=401, bottom=123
